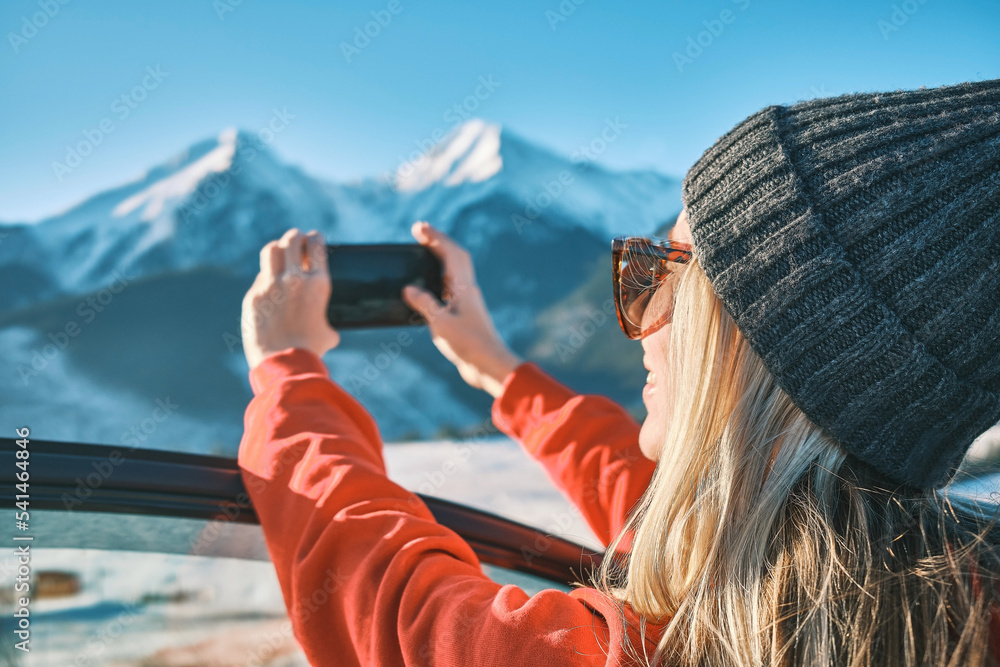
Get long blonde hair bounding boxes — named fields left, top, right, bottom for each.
left=594, top=258, right=1000, bottom=666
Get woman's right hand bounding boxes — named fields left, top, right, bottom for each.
left=402, top=221, right=523, bottom=398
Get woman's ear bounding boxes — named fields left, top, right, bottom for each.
left=668, top=207, right=693, bottom=245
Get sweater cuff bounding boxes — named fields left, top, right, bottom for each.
left=249, top=348, right=330, bottom=395
left=491, top=361, right=577, bottom=443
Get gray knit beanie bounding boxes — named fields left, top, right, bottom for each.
left=682, top=78, right=1000, bottom=489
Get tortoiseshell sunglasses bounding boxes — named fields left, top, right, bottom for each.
left=612, top=236, right=693, bottom=340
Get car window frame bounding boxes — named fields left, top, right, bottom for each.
left=1, top=438, right=603, bottom=586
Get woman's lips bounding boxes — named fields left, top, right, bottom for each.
left=643, top=368, right=657, bottom=402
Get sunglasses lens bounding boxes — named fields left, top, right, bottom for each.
left=617, top=243, right=682, bottom=339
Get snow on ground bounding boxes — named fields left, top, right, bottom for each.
left=383, top=436, right=602, bottom=550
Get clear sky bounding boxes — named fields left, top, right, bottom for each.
left=1, top=0, right=997, bottom=221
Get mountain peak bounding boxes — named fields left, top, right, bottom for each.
left=395, top=119, right=503, bottom=192
left=113, top=129, right=242, bottom=221
left=111, top=128, right=285, bottom=222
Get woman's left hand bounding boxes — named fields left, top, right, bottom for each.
left=241, top=228, right=341, bottom=370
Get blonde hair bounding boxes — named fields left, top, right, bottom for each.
left=593, top=259, right=1000, bottom=666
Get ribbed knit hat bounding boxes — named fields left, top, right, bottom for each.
left=682, top=78, right=1000, bottom=489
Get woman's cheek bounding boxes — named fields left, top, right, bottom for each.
left=638, top=399, right=665, bottom=460
left=638, top=323, right=672, bottom=460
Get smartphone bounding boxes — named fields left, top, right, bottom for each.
left=325, top=243, right=444, bottom=329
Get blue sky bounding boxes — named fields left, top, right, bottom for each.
left=1, top=0, right=997, bottom=221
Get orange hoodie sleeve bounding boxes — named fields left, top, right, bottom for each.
left=491, top=362, right=657, bottom=548
left=238, top=348, right=662, bottom=667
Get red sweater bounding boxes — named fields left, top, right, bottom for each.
left=239, top=348, right=665, bottom=666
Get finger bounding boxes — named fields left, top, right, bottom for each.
left=259, top=241, right=284, bottom=280
left=305, top=231, right=327, bottom=274
left=411, top=221, right=475, bottom=292
left=278, top=227, right=300, bottom=245
left=280, top=228, right=307, bottom=273
left=241, top=276, right=260, bottom=311
left=403, top=284, right=448, bottom=320
left=324, top=328, right=341, bottom=351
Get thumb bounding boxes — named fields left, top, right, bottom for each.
left=403, top=284, right=447, bottom=320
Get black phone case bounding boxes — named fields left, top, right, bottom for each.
left=325, top=243, right=444, bottom=329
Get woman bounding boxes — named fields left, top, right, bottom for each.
left=239, top=78, right=1000, bottom=665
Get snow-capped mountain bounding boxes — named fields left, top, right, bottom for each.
left=3, top=121, right=677, bottom=310
left=0, top=121, right=681, bottom=451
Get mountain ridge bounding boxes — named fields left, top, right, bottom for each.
left=1, top=120, right=681, bottom=448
